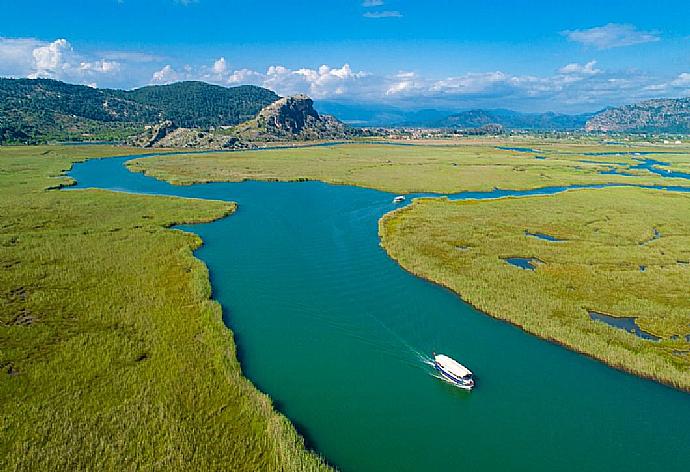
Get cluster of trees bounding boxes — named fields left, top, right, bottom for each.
left=0, top=78, right=280, bottom=144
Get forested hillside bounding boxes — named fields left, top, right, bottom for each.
left=0, top=78, right=279, bottom=143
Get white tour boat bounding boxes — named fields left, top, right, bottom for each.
left=393, top=195, right=406, bottom=203
left=434, top=353, right=475, bottom=390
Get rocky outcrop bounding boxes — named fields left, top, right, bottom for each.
left=130, top=120, right=177, bottom=148
left=130, top=121, right=252, bottom=149
left=235, top=94, right=349, bottom=141
left=586, top=98, right=690, bottom=133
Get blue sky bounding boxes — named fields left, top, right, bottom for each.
left=1, top=0, right=690, bottom=112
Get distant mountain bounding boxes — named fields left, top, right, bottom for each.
left=586, top=98, right=690, bottom=133
left=315, top=101, right=592, bottom=130
left=436, top=109, right=593, bottom=131
left=314, top=101, right=453, bottom=127
left=0, top=78, right=279, bottom=143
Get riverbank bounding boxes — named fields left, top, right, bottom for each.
left=379, top=189, right=690, bottom=391
left=0, top=146, right=329, bottom=470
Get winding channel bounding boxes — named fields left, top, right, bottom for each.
left=67, top=150, right=690, bottom=472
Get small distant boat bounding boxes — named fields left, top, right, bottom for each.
left=393, top=195, right=406, bottom=203
left=434, top=353, right=475, bottom=390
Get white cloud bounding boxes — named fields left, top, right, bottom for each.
left=0, top=37, right=124, bottom=84
left=265, top=63, right=370, bottom=98
left=226, top=68, right=264, bottom=85
left=363, top=10, right=402, bottom=18
left=362, top=0, right=384, bottom=6
left=212, top=57, right=228, bottom=75
left=144, top=57, right=690, bottom=112
left=151, top=64, right=180, bottom=84
left=29, top=38, right=72, bottom=78
left=671, top=73, right=690, bottom=86
left=79, top=60, right=121, bottom=74
left=0, top=37, right=44, bottom=76
left=558, top=60, right=601, bottom=75
left=152, top=59, right=373, bottom=99
left=563, top=23, right=660, bottom=49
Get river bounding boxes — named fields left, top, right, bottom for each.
left=68, top=152, right=690, bottom=472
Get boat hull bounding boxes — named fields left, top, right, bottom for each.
left=434, top=362, right=474, bottom=390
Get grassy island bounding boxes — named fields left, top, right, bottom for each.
left=127, top=142, right=690, bottom=194
left=0, top=146, right=328, bottom=470
left=379, top=188, right=690, bottom=390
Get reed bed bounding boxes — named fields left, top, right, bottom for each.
left=127, top=143, right=690, bottom=194
left=0, top=146, right=329, bottom=471
left=379, top=187, right=690, bottom=391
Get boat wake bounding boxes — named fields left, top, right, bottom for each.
left=418, top=353, right=448, bottom=381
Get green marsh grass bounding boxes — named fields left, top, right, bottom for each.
left=0, top=146, right=329, bottom=471
left=127, top=143, right=690, bottom=194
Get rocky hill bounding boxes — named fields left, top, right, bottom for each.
left=586, top=98, right=690, bottom=133
left=130, top=94, right=352, bottom=149
left=0, top=78, right=278, bottom=143
left=232, top=94, right=350, bottom=141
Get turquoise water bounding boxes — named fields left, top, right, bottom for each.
left=68, top=154, right=690, bottom=472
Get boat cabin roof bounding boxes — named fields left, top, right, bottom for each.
left=435, top=354, right=473, bottom=377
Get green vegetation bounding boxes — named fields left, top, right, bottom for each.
left=125, top=82, right=280, bottom=128
left=0, top=146, right=328, bottom=470
left=379, top=188, right=690, bottom=390
left=0, top=78, right=279, bottom=143
left=127, top=142, right=690, bottom=194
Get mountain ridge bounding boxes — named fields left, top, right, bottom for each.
left=0, top=78, right=279, bottom=143
left=585, top=98, right=690, bottom=133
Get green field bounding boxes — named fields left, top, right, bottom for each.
left=127, top=142, right=690, bottom=194
left=0, top=146, right=328, bottom=470
left=380, top=189, right=690, bottom=390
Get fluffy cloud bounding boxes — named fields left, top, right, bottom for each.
left=558, top=60, right=601, bottom=76
left=0, top=37, right=122, bottom=86
left=147, top=56, right=690, bottom=112
left=563, top=23, right=660, bottom=49
left=212, top=57, right=228, bottom=75
left=153, top=60, right=372, bottom=99
left=362, top=0, right=384, bottom=6
left=151, top=64, right=180, bottom=83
